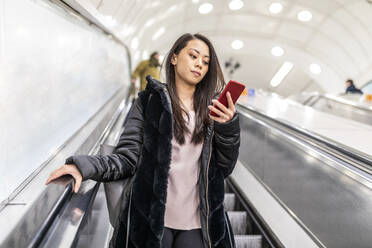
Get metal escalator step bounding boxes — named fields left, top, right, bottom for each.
left=227, top=211, right=247, bottom=235
left=234, top=235, right=262, bottom=248
left=224, top=193, right=236, bottom=211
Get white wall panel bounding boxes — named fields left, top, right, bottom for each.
left=0, top=0, right=130, bottom=204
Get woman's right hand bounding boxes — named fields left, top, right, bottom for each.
left=45, top=164, right=82, bottom=193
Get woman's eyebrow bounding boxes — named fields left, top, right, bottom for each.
left=188, top=48, right=210, bottom=58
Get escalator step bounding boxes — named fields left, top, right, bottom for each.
left=234, top=235, right=262, bottom=248
left=224, top=193, right=236, bottom=211
left=227, top=211, right=247, bottom=235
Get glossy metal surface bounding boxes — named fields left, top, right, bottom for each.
left=237, top=104, right=372, bottom=185
left=238, top=93, right=372, bottom=161
left=1, top=176, right=73, bottom=248
left=0, top=0, right=130, bottom=204
left=238, top=111, right=372, bottom=247
left=38, top=180, right=99, bottom=248
left=72, top=184, right=112, bottom=248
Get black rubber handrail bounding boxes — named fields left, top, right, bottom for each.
left=32, top=96, right=134, bottom=247
left=237, top=104, right=372, bottom=176
left=28, top=176, right=74, bottom=248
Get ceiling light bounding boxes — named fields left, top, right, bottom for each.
left=297, top=10, right=312, bottom=22
left=152, top=27, right=165, bottom=40
left=309, top=63, right=321, bottom=74
left=199, top=3, right=213, bottom=14
left=231, top=40, right=244, bottom=50
left=131, top=37, right=139, bottom=49
left=269, top=2, right=283, bottom=14
left=271, top=46, right=284, bottom=56
left=192, top=0, right=199, bottom=3
left=270, top=61, right=293, bottom=87
left=229, top=0, right=244, bottom=10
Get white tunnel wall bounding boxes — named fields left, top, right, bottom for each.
left=0, top=0, right=130, bottom=203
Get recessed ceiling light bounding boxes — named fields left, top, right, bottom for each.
left=271, top=46, right=284, bottom=57
left=269, top=2, right=283, bottom=14
left=152, top=27, right=165, bottom=40
left=231, top=40, right=244, bottom=50
left=270, top=61, right=293, bottom=87
left=192, top=0, right=199, bottom=3
left=309, top=63, right=321, bottom=74
left=199, top=3, right=213, bottom=14
left=229, top=0, right=244, bottom=11
left=297, top=10, right=312, bottom=22
left=131, top=37, right=139, bottom=49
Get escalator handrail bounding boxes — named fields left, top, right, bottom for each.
left=28, top=178, right=74, bottom=248
left=22, top=95, right=132, bottom=247
left=237, top=103, right=372, bottom=176
left=310, top=94, right=372, bottom=112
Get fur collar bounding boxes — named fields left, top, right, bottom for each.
left=144, top=76, right=173, bottom=115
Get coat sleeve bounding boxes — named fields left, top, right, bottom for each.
left=213, top=113, right=240, bottom=178
left=65, top=98, right=144, bottom=182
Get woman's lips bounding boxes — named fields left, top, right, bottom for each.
left=191, top=71, right=201, bottom=77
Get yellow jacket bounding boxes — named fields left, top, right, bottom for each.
left=132, top=60, right=160, bottom=91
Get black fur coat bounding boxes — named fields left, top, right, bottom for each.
left=67, top=76, right=240, bottom=247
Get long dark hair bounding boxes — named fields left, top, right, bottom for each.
left=163, top=33, right=225, bottom=145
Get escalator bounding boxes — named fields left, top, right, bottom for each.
left=3, top=94, right=372, bottom=248
left=300, top=94, right=372, bottom=126
left=6, top=94, right=279, bottom=248
left=236, top=104, right=372, bottom=248
left=225, top=183, right=262, bottom=248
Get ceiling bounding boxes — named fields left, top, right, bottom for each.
left=67, top=0, right=372, bottom=96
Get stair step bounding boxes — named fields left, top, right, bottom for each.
left=227, top=211, right=247, bottom=235
left=224, top=193, right=236, bottom=211
left=234, top=235, right=262, bottom=248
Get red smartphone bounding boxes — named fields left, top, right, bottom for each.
left=210, top=80, right=246, bottom=117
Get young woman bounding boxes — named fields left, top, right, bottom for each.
left=46, top=33, right=240, bottom=248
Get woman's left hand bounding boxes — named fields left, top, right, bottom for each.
left=208, top=92, right=236, bottom=123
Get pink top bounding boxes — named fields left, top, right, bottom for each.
left=164, top=111, right=203, bottom=230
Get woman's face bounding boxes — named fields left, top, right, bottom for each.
left=172, top=39, right=210, bottom=86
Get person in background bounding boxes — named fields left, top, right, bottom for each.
left=345, top=79, right=363, bottom=94
left=131, top=51, right=161, bottom=92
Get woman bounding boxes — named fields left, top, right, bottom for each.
left=46, top=33, right=240, bottom=248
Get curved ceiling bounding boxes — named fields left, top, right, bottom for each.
left=70, top=0, right=372, bottom=96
